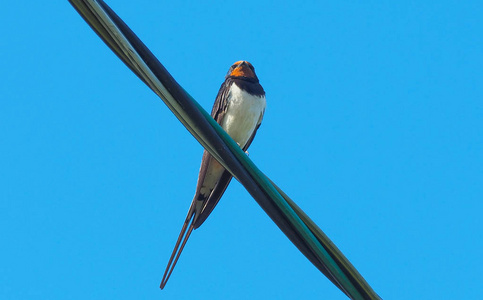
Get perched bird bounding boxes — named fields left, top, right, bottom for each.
left=160, top=61, right=266, bottom=289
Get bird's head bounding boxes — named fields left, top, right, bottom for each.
left=226, top=61, right=259, bottom=82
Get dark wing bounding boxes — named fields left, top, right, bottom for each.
left=160, top=80, right=231, bottom=289
left=211, top=79, right=231, bottom=122
left=189, top=79, right=232, bottom=228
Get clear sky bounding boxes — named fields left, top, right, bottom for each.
left=1, top=1, right=481, bottom=299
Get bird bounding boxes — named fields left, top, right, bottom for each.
left=160, top=61, right=266, bottom=289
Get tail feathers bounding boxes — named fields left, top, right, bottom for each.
left=160, top=205, right=196, bottom=289
left=193, top=171, right=233, bottom=229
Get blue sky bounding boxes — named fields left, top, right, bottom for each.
left=1, top=1, right=481, bottom=299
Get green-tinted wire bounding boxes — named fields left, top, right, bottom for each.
left=269, top=179, right=382, bottom=299
left=189, top=100, right=362, bottom=298
left=68, top=1, right=381, bottom=298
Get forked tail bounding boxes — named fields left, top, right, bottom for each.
left=160, top=205, right=196, bottom=289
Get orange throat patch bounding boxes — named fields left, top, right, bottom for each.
left=230, top=65, right=255, bottom=78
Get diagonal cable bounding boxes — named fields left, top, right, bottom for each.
left=68, top=1, right=381, bottom=298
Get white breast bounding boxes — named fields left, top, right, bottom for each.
left=221, top=84, right=266, bottom=148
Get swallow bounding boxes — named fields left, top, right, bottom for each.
left=160, top=61, right=266, bottom=289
